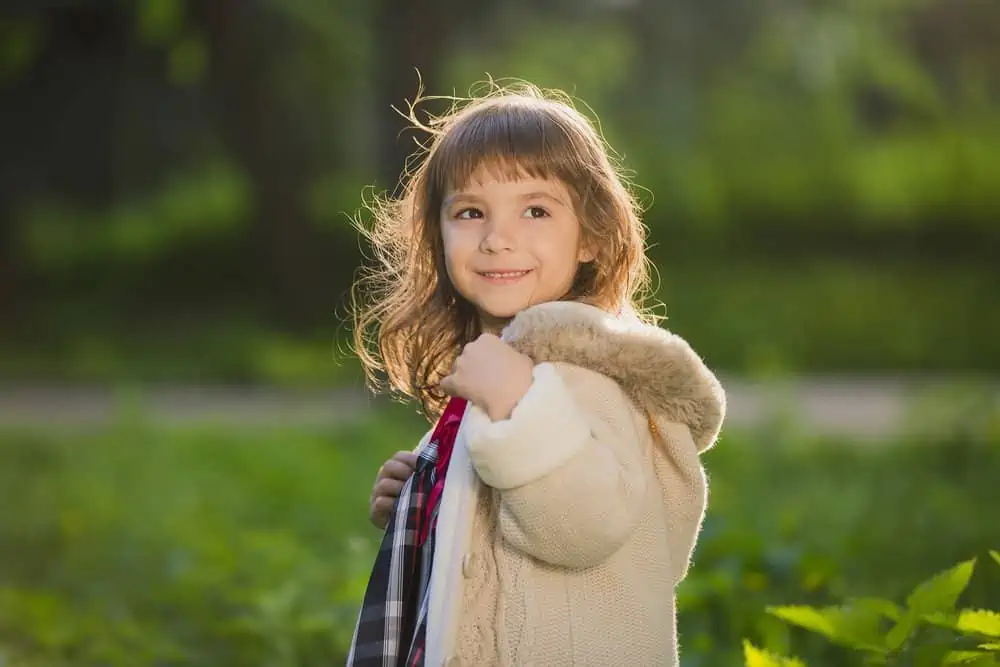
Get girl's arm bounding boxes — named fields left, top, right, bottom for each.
left=464, top=362, right=670, bottom=569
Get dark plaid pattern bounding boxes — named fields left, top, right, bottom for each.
left=346, top=398, right=467, bottom=667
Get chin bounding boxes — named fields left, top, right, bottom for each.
left=476, top=300, right=531, bottom=322
left=480, top=306, right=524, bottom=321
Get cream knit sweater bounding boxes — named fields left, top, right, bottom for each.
left=422, top=301, right=726, bottom=667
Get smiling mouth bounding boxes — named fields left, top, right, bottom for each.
left=477, top=269, right=533, bottom=282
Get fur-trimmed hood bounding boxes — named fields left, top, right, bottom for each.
left=501, top=301, right=726, bottom=452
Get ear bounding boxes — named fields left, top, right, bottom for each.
left=577, top=240, right=597, bottom=263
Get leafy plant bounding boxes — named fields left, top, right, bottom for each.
left=745, top=551, right=1000, bottom=666
left=2, top=409, right=996, bottom=666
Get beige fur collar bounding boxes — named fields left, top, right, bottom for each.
left=501, top=301, right=726, bottom=452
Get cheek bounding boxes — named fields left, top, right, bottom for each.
left=535, top=237, right=581, bottom=284
left=543, top=223, right=583, bottom=268
left=440, top=225, right=471, bottom=278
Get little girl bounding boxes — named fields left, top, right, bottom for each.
left=347, top=83, right=725, bottom=667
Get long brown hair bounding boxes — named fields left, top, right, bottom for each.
left=350, top=81, right=657, bottom=419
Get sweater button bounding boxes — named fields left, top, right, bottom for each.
left=461, top=553, right=477, bottom=577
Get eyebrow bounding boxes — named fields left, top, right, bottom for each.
left=441, top=190, right=569, bottom=210
left=442, top=193, right=480, bottom=209
left=519, top=191, right=569, bottom=207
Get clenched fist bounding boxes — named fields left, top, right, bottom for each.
left=440, top=333, right=534, bottom=421
left=369, top=450, right=418, bottom=529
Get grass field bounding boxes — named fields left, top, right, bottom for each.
left=0, top=402, right=997, bottom=666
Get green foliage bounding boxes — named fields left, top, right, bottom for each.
left=167, top=32, right=208, bottom=86
left=0, top=411, right=427, bottom=665
left=5, top=0, right=1000, bottom=378
left=443, top=19, right=635, bottom=105
left=18, top=161, right=249, bottom=271
left=658, top=259, right=1000, bottom=375
left=744, top=640, right=807, bottom=667
left=0, top=409, right=996, bottom=666
left=0, top=17, right=44, bottom=82
left=675, top=417, right=999, bottom=667
left=4, top=259, right=999, bottom=384
left=0, top=321, right=359, bottom=387
left=746, top=555, right=1000, bottom=666
left=137, top=0, right=187, bottom=47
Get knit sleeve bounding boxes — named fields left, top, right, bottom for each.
left=463, top=362, right=650, bottom=569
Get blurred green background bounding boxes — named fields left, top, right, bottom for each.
left=0, top=0, right=997, bottom=665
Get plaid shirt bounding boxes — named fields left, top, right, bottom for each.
left=346, top=398, right=467, bottom=667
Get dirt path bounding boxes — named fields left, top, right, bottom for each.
left=0, top=377, right=996, bottom=440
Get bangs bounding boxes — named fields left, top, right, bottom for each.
left=426, top=101, right=584, bottom=194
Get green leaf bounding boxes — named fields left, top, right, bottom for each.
left=906, top=558, right=976, bottom=615
left=768, top=606, right=837, bottom=637
left=911, top=644, right=952, bottom=666
left=767, top=604, right=886, bottom=651
left=942, top=651, right=1000, bottom=667
left=835, top=603, right=892, bottom=652
left=851, top=597, right=903, bottom=622
left=955, top=610, right=1000, bottom=638
left=742, top=640, right=806, bottom=667
left=990, top=551, right=1000, bottom=569
left=979, top=642, right=1000, bottom=651
left=943, top=650, right=990, bottom=665
left=926, top=611, right=962, bottom=628
left=924, top=608, right=1000, bottom=640
left=885, top=612, right=917, bottom=652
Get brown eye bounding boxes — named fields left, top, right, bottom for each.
left=455, top=208, right=483, bottom=220
left=525, top=206, right=549, bottom=219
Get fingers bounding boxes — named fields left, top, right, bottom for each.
left=372, top=496, right=396, bottom=515
left=392, top=450, right=418, bottom=468
left=370, top=481, right=403, bottom=530
left=370, top=497, right=394, bottom=529
left=381, top=459, right=414, bottom=482
left=440, top=373, right=456, bottom=397
left=370, top=449, right=419, bottom=529
left=374, top=476, right=406, bottom=500
left=370, top=449, right=421, bottom=529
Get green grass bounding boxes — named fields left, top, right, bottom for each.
left=681, top=425, right=1000, bottom=666
left=0, top=407, right=425, bottom=666
left=0, top=409, right=997, bottom=666
left=0, top=325, right=362, bottom=387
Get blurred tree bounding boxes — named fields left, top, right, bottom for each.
left=0, top=0, right=998, bottom=378
left=198, top=0, right=340, bottom=327
left=907, top=0, right=1000, bottom=99
left=372, top=0, right=453, bottom=192
left=0, top=4, right=132, bottom=322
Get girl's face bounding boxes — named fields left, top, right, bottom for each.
left=440, top=166, right=595, bottom=331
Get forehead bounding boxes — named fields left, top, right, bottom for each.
left=427, top=100, right=586, bottom=199
left=448, top=162, right=570, bottom=197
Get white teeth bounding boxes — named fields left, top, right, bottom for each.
left=483, top=271, right=529, bottom=278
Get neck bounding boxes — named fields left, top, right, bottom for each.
left=479, top=314, right=511, bottom=336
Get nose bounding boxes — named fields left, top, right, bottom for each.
left=479, top=215, right=516, bottom=254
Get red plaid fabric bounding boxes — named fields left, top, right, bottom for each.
left=346, top=398, right=467, bottom=667
left=419, top=398, right=465, bottom=546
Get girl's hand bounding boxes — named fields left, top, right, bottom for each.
left=440, top=333, right=535, bottom=421
left=369, top=450, right=418, bottom=529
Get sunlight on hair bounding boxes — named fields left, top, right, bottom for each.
left=350, top=75, right=663, bottom=419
